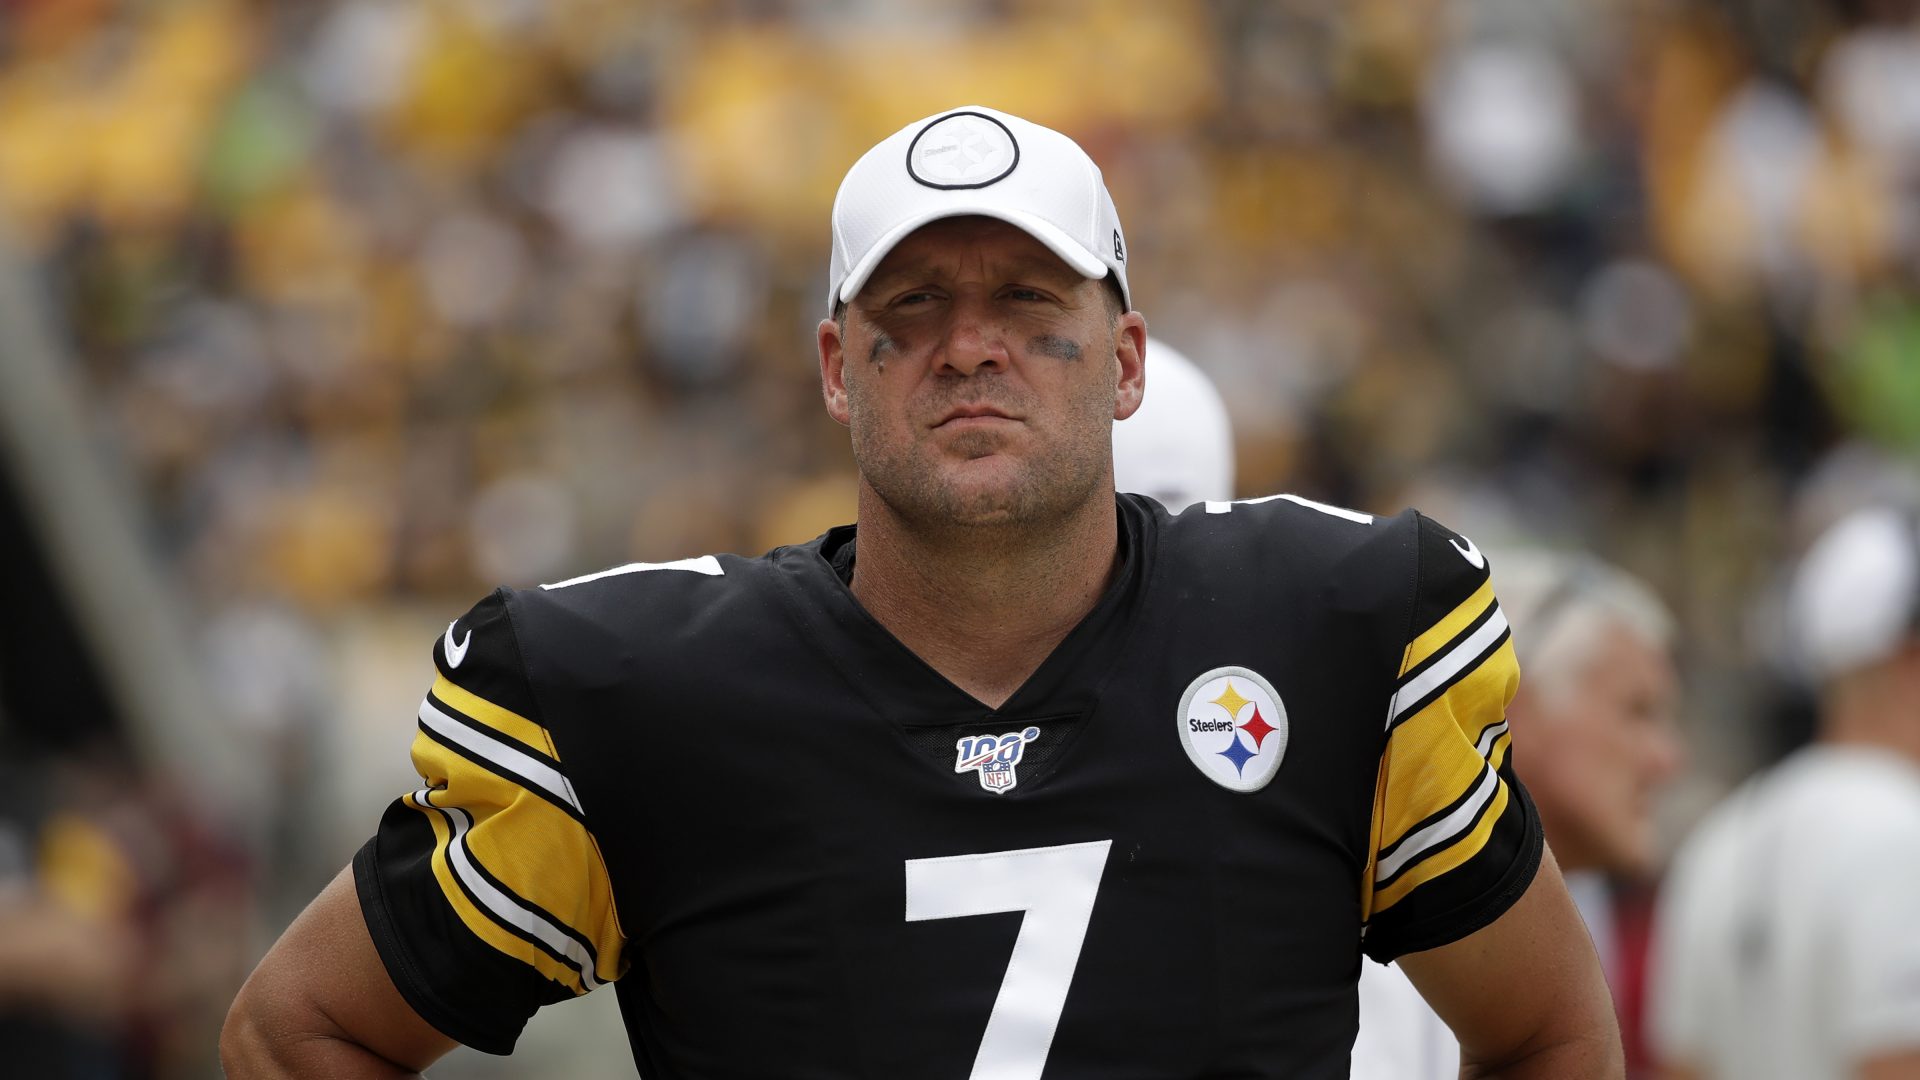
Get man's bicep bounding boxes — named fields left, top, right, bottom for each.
left=1398, top=844, right=1620, bottom=1075
left=228, top=866, right=457, bottom=1074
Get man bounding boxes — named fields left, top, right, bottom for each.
left=222, top=105, right=1619, bottom=1078
left=1352, top=552, right=1684, bottom=1079
left=1651, top=506, right=1920, bottom=1080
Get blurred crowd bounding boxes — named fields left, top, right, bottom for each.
left=3, top=0, right=1920, bottom=1075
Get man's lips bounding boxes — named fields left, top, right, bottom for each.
left=933, top=405, right=1019, bottom=428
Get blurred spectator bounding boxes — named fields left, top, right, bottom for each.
left=0, top=752, right=138, bottom=1080
left=1651, top=506, right=1920, bottom=1080
left=0, top=0, right=1893, bottom=638
left=1354, top=551, right=1683, bottom=1079
left=0, top=745, right=250, bottom=1080
left=1112, top=336, right=1236, bottom=509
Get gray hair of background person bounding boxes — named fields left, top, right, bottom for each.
left=1112, top=337, right=1235, bottom=510
left=1492, top=551, right=1675, bottom=703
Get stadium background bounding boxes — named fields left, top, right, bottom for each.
left=0, top=0, right=1916, bottom=1076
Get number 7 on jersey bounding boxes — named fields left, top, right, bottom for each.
left=904, top=840, right=1112, bottom=1080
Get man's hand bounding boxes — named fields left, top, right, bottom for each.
left=221, top=865, right=457, bottom=1079
left=1399, top=844, right=1623, bottom=1079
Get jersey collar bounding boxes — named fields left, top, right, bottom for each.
left=774, top=495, right=1158, bottom=728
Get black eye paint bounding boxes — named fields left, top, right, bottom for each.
left=869, top=332, right=898, bottom=366
left=1029, top=334, right=1083, bottom=362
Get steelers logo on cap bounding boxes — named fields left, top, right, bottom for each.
left=907, top=111, right=1019, bottom=190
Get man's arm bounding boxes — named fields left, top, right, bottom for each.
left=1398, top=844, right=1623, bottom=1080
left=221, top=865, right=458, bottom=1079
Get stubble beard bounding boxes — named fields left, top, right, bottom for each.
left=849, top=378, right=1114, bottom=538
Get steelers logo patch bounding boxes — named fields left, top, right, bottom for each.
left=907, top=111, right=1019, bottom=190
left=1177, top=666, right=1289, bottom=793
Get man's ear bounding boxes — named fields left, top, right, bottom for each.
left=819, top=317, right=851, bottom=427
left=1112, top=311, right=1148, bottom=422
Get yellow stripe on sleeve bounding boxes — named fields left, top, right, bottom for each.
left=1373, top=638, right=1518, bottom=850
left=1363, top=633, right=1520, bottom=921
left=1369, top=776, right=1513, bottom=914
left=408, top=789, right=594, bottom=993
left=408, top=731, right=627, bottom=985
left=1400, top=578, right=1495, bottom=677
left=1373, top=709, right=1486, bottom=855
left=1485, top=724, right=1512, bottom=772
left=432, top=675, right=552, bottom=755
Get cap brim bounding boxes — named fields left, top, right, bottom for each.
left=835, top=205, right=1109, bottom=307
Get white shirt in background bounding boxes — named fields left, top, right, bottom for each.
left=1352, top=960, right=1457, bottom=1080
left=1651, top=745, right=1920, bottom=1079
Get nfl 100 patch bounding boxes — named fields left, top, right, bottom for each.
left=953, top=726, right=1041, bottom=794
left=1177, top=666, right=1289, bottom=792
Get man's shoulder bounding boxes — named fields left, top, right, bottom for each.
left=486, top=547, right=802, bottom=667
left=519, top=553, right=747, bottom=610
left=1781, top=748, right=1920, bottom=847
left=1673, top=748, right=1920, bottom=888
left=534, top=541, right=804, bottom=604
left=1150, top=491, right=1440, bottom=597
left=1147, top=494, right=1501, bottom=661
left=1152, top=491, right=1409, bottom=557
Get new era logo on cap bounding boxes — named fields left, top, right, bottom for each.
left=827, top=105, right=1131, bottom=314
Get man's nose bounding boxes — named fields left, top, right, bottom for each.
left=936, top=295, right=1010, bottom=376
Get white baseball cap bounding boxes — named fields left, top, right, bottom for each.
left=1113, top=338, right=1235, bottom=510
left=827, top=105, right=1130, bottom=314
left=1791, top=506, right=1920, bottom=681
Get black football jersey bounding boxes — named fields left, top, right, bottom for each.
left=355, top=492, right=1539, bottom=1079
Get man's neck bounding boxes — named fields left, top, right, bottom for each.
left=849, top=489, right=1121, bottom=710
left=1822, top=717, right=1920, bottom=769
left=1823, top=656, right=1920, bottom=767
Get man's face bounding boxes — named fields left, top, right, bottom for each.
left=818, top=216, right=1145, bottom=531
left=1522, top=620, right=1684, bottom=878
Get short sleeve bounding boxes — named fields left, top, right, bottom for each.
left=1360, top=512, right=1542, bottom=962
left=353, top=589, right=628, bottom=1054
left=1837, top=810, right=1920, bottom=1059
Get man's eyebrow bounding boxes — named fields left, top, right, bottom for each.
left=1000, top=257, right=1083, bottom=282
left=861, top=266, right=932, bottom=293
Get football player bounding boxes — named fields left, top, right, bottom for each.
left=223, top=106, right=1621, bottom=1078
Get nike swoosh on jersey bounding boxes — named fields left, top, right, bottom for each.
left=1448, top=535, right=1486, bottom=570
left=444, top=622, right=473, bottom=668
